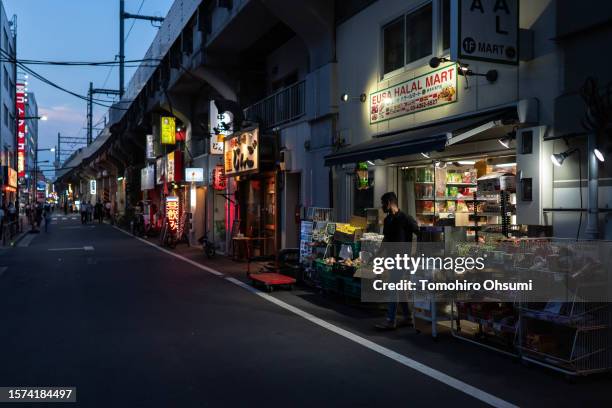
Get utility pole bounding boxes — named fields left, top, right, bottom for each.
left=56, top=132, right=60, bottom=167
left=86, top=86, right=121, bottom=145
left=119, top=0, right=164, bottom=98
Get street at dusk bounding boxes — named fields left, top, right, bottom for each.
left=0, top=1, right=611, bottom=407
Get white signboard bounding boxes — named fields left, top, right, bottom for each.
left=90, top=179, right=97, bottom=195
left=209, top=100, right=233, bottom=155
left=156, top=157, right=165, bottom=185
left=185, top=167, right=204, bottom=182
left=146, top=134, right=155, bottom=159
left=457, top=0, right=518, bottom=65
left=369, top=65, right=457, bottom=124
left=141, top=165, right=155, bottom=191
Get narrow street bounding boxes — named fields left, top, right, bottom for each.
left=0, top=218, right=608, bottom=407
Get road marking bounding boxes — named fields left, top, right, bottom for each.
left=62, top=217, right=67, bottom=220
left=48, top=246, right=94, bottom=252
left=114, top=226, right=516, bottom=408
left=17, top=234, right=37, bottom=247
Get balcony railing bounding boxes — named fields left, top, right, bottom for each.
left=244, top=80, right=306, bottom=130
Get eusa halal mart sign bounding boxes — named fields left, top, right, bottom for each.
left=369, top=65, right=458, bottom=124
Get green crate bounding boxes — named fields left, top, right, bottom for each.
left=339, top=276, right=361, bottom=299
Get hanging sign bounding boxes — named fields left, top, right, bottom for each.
left=141, top=165, right=155, bottom=191
left=185, top=167, right=204, bottom=182
left=166, top=150, right=183, bottom=183
left=224, top=128, right=259, bottom=176
left=211, top=165, right=226, bottom=191
left=456, top=0, right=519, bottom=65
left=209, top=101, right=233, bottom=155
left=146, top=134, right=156, bottom=159
left=370, top=65, right=457, bottom=124
left=176, top=126, right=186, bottom=142
left=90, top=179, right=97, bottom=195
left=166, top=196, right=180, bottom=234
left=16, top=83, right=26, bottom=178
left=161, top=116, right=176, bottom=145
left=156, top=157, right=165, bottom=184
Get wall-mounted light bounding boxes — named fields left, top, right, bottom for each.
left=594, top=148, right=605, bottom=162
left=550, top=148, right=578, bottom=167
left=430, top=56, right=498, bottom=82
left=366, top=160, right=375, bottom=166
left=435, top=161, right=447, bottom=168
left=420, top=152, right=431, bottom=159
left=457, top=160, right=476, bottom=165
left=498, top=132, right=516, bottom=149
left=340, top=93, right=367, bottom=103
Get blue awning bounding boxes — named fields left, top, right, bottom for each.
left=325, top=108, right=518, bottom=166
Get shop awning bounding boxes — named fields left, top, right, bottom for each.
left=324, top=107, right=519, bottom=166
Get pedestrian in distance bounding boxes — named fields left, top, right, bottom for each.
left=375, top=191, right=419, bottom=331
left=43, top=202, right=51, bottom=232
left=80, top=201, right=88, bottom=224
left=7, top=202, right=16, bottom=222
left=95, top=201, right=103, bottom=224
left=35, top=202, right=43, bottom=228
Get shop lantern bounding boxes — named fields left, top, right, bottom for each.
left=166, top=196, right=180, bottom=235
left=356, top=162, right=370, bottom=190
left=212, top=165, right=226, bottom=191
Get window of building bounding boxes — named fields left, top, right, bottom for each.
left=3, top=67, right=8, bottom=91
left=383, top=17, right=405, bottom=75
left=3, top=105, right=8, bottom=127
left=382, top=0, right=451, bottom=77
left=3, top=31, right=7, bottom=52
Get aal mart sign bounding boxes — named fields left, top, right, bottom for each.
left=457, top=0, right=519, bottom=65
left=369, top=65, right=457, bottom=124
left=16, top=83, right=26, bottom=178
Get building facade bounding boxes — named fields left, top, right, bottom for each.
left=0, top=1, right=16, bottom=206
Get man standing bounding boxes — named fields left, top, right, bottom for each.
left=80, top=201, right=88, bottom=224
left=43, top=202, right=51, bottom=232
left=375, top=192, right=419, bottom=330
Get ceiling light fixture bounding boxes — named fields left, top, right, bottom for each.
left=550, top=148, right=578, bottom=167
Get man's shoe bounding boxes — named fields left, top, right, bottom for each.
left=375, top=320, right=397, bottom=330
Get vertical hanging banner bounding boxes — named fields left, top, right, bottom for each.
left=166, top=196, right=180, bottom=234
left=16, top=83, right=26, bottom=178
left=209, top=100, right=233, bottom=155
left=146, top=134, right=155, bottom=159
left=161, top=116, right=176, bottom=145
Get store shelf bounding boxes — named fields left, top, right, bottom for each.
left=416, top=196, right=499, bottom=202
left=415, top=181, right=435, bottom=184
left=444, top=182, right=477, bottom=186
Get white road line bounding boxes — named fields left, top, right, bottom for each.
left=114, top=226, right=516, bottom=408
left=62, top=217, right=67, bottom=220
left=17, top=234, right=37, bottom=247
left=48, top=247, right=94, bottom=252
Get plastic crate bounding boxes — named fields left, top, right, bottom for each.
left=339, top=276, right=361, bottom=299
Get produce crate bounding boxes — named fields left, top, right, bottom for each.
left=339, top=276, right=361, bottom=299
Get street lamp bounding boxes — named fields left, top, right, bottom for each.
left=23, top=115, right=48, bottom=121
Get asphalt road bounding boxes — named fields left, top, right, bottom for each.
left=0, top=214, right=608, bottom=407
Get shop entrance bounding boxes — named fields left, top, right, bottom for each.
left=237, top=172, right=278, bottom=256
left=282, top=172, right=301, bottom=248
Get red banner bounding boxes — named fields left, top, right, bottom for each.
left=16, top=83, right=26, bottom=178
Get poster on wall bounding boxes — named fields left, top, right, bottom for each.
left=165, top=150, right=183, bottom=183
left=369, top=65, right=457, bottom=124
left=456, top=0, right=519, bottom=65
left=224, top=128, right=259, bottom=176
left=161, top=116, right=176, bottom=145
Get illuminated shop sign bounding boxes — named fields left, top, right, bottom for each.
left=209, top=101, right=233, bottom=155
left=166, top=196, right=179, bottom=234
left=16, top=83, right=26, bottom=178
left=90, top=180, right=97, bottom=195
left=185, top=167, right=204, bottom=182
left=224, top=128, right=259, bottom=176
left=369, top=65, right=457, bottom=124
left=161, top=116, right=176, bottom=145
left=212, top=165, right=226, bottom=191
left=141, top=165, right=155, bottom=191
left=146, top=134, right=155, bottom=159
left=166, top=151, right=183, bottom=183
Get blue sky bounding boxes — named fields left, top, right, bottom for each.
left=4, top=0, right=172, bottom=172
